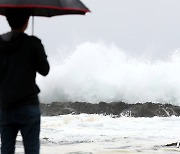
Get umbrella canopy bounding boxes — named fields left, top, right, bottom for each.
left=0, top=0, right=90, bottom=17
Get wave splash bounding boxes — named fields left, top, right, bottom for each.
left=37, top=42, right=180, bottom=105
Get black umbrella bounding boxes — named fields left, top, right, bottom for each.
left=0, top=0, right=90, bottom=34
left=0, top=0, right=90, bottom=17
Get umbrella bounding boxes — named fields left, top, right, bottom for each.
left=0, top=0, right=90, bottom=34
left=0, top=0, right=90, bottom=17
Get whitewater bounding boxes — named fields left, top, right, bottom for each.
left=14, top=114, right=180, bottom=154
left=37, top=42, right=180, bottom=105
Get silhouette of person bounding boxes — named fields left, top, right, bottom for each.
left=0, top=8, right=50, bottom=154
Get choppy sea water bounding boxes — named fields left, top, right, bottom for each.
left=15, top=114, right=180, bottom=153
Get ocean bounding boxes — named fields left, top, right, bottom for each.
left=15, top=114, right=180, bottom=154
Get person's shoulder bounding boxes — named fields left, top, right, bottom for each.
left=24, top=34, right=41, bottom=41
left=24, top=34, right=43, bottom=45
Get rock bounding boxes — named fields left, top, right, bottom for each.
left=165, top=142, right=178, bottom=147
left=40, top=102, right=180, bottom=117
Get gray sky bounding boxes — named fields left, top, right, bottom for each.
left=1, top=0, right=180, bottom=60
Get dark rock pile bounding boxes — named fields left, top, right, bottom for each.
left=40, top=101, right=180, bottom=117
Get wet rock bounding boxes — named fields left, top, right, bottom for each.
left=165, top=142, right=178, bottom=147
left=40, top=102, right=180, bottom=117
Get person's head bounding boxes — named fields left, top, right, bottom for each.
left=5, top=8, right=31, bottom=32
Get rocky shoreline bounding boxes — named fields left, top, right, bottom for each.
left=40, top=101, right=180, bottom=117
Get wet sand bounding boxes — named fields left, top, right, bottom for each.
left=42, top=142, right=180, bottom=154
left=15, top=140, right=180, bottom=154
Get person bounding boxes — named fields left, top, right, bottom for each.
left=0, top=8, right=50, bottom=154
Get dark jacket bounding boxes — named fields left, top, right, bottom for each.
left=0, top=32, right=50, bottom=110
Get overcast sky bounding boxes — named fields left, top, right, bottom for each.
left=1, top=0, right=180, bottom=60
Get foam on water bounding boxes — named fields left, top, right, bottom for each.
left=40, top=115, right=180, bottom=144
left=39, top=115, right=180, bottom=153
left=37, top=42, right=180, bottom=105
